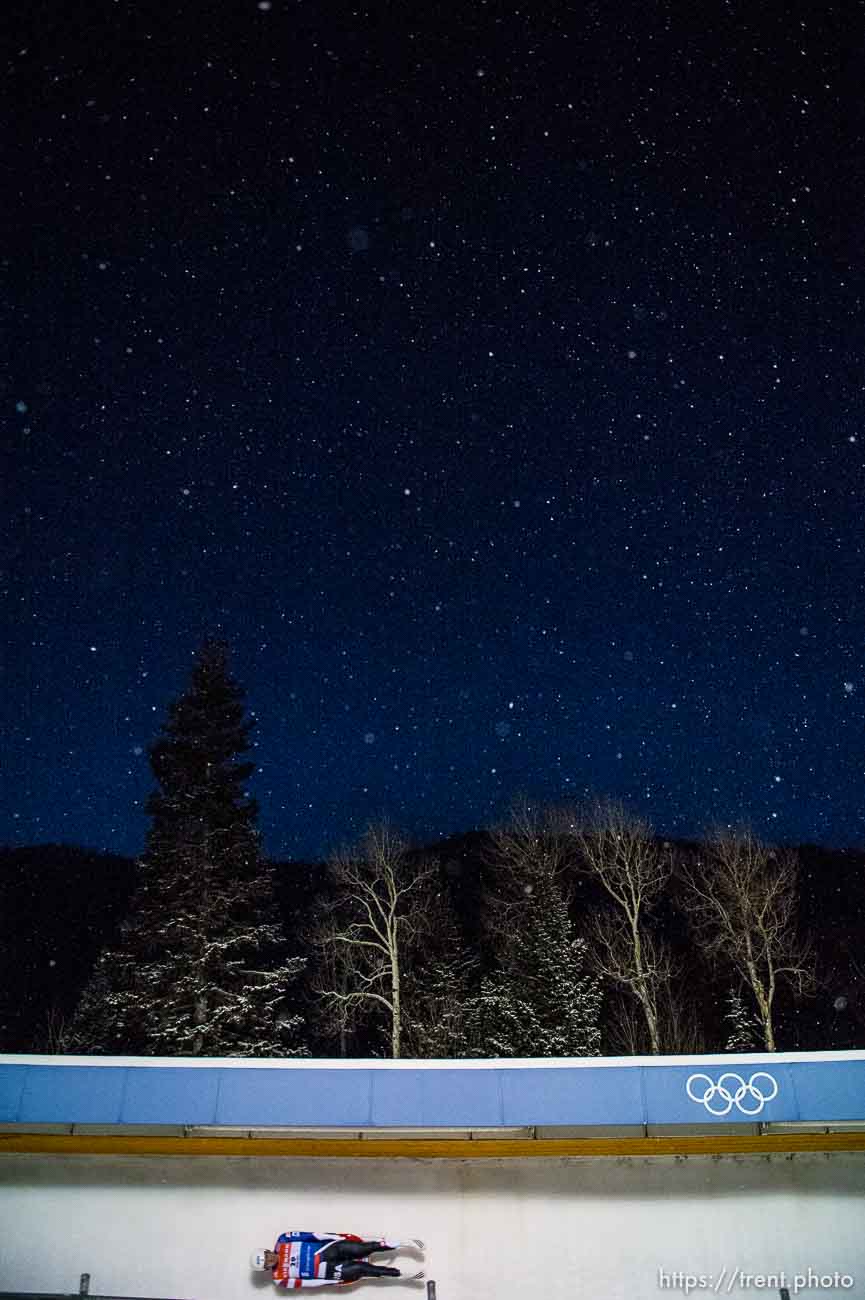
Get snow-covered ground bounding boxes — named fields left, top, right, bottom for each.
left=1, top=1151, right=863, bottom=1300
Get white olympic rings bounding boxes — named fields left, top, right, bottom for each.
left=685, top=1071, right=779, bottom=1116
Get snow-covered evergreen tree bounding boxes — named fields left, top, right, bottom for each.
left=724, top=987, right=759, bottom=1053
left=401, top=890, right=478, bottom=1058
left=463, top=972, right=533, bottom=1058
left=67, top=641, right=306, bottom=1056
left=521, top=892, right=603, bottom=1056
left=468, top=875, right=602, bottom=1057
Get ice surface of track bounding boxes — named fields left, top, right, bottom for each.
left=2, top=1150, right=864, bottom=1300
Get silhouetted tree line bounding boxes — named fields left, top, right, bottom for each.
left=1, top=641, right=863, bottom=1057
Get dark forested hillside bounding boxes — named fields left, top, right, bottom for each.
left=0, top=845, right=136, bottom=1051
left=2, top=833, right=863, bottom=1055
left=784, top=845, right=865, bottom=1050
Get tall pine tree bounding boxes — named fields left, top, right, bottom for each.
left=468, top=805, right=603, bottom=1057
left=67, top=641, right=306, bottom=1056
left=466, top=886, right=602, bottom=1057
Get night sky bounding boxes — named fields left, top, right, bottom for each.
left=5, top=1, right=864, bottom=863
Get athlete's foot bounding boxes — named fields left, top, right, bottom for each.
left=411, top=1239, right=425, bottom=1251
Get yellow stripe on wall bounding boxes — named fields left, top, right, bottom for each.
left=3, top=1133, right=865, bottom=1158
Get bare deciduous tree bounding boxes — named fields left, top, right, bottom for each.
left=567, top=800, right=674, bottom=1054
left=485, top=797, right=574, bottom=893
left=401, top=891, right=479, bottom=1058
left=312, top=823, right=436, bottom=1058
left=604, top=992, right=650, bottom=1056
left=656, top=978, right=708, bottom=1055
left=679, top=828, right=816, bottom=1051
left=481, top=797, right=574, bottom=949
left=307, top=913, right=363, bottom=1057
left=33, top=1002, right=72, bottom=1055
left=839, top=958, right=865, bottom=1047
left=590, top=909, right=676, bottom=1053
left=605, top=973, right=706, bottom=1056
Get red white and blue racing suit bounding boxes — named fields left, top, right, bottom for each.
left=270, top=1232, right=404, bottom=1288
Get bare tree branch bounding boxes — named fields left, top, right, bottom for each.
left=310, top=822, right=436, bottom=1058
left=566, top=799, right=675, bottom=1054
left=678, top=827, right=816, bottom=1051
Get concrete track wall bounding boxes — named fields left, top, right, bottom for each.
left=1, top=1152, right=863, bottom=1300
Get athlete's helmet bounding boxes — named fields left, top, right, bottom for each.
left=250, top=1250, right=269, bottom=1271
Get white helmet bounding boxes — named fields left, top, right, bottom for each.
left=251, top=1251, right=269, bottom=1271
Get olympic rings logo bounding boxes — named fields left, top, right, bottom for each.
left=685, top=1071, right=779, bottom=1116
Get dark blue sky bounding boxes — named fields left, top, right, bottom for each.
left=4, top=0, right=864, bottom=861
